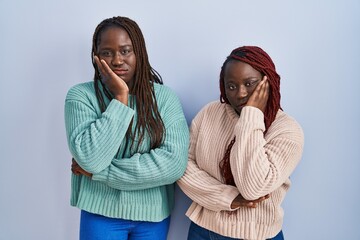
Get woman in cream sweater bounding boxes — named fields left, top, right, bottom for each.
left=177, top=46, right=304, bottom=240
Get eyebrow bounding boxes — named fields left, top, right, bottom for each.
left=98, top=44, right=133, bottom=49
left=246, top=77, right=261, bottom=81
left=225, top=77, right=260, bottom=82
left=119, top=44, right=133, bottom=48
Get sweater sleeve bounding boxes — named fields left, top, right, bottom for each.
left=177, top=108, right=240, bottom=212
left=231, top=106, right=304, bottom=200
left=91, top=90, right=190, bottom=191
left=64, top=86, right=135, bottom=173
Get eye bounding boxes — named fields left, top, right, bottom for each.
left=245, top=80, right=260, bottom=87
left=121, top=47, right=133, bottom=56
left=121, top=49, right=130, bottom=55
left=99, top=50, right=113, bottom=57
left=226, top=83, right=236, bottom=90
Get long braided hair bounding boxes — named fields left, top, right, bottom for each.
left=91, top=16, right=165, bottom=153
left=219, top=46, right=282, bottom=186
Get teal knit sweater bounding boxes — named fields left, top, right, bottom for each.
left=64, top=81, right=189, bottom=222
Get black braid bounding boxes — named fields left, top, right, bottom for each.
left=91, top=16, right=165, bottom=153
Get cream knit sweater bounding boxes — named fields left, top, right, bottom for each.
left=177, top=101, right=304, bottom=240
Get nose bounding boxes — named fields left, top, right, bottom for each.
left=111, top=52, right=124, bottom=66
left=238, top=85, right=248, bottom=98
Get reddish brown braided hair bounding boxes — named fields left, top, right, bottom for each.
left=219, top=46, right=282, bottom=186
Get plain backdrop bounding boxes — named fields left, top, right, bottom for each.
left=0, top=0, right=359, bottom=239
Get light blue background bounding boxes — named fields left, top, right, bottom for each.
left=1, top=0, right=359, bottom=239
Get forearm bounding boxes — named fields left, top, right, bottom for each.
left=178, top=157, right=240, bottom=212
left=231, top=107, right=304, bottom=200
left=92, top=119, right=190, bottom=190
left=65, top=99, right=134, bottom=173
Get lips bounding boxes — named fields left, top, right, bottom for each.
left=238, top=101, right=247, bottom=108
left=113, top=69, right=128, bottom=76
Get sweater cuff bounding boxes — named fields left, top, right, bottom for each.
left=105, top=99, right=135, bottom=121
left=92, top=167, right=110, bottom=183
left=236, top=106, right=265, bottom=131
left=218, top=186, right=241, bottom=211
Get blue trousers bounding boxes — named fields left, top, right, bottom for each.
left=80, top=210, right=170, bottom=240
left=187, top=222, right=284, bottom=240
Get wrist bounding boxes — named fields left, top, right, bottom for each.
left=114, top=93, right=128, bottom=105
left=231, top=195, right=240, bottom=209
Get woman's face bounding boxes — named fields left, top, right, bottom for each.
left=224, top=60, right=263, bottom=114
left=96, top=27, right=136, bottom=89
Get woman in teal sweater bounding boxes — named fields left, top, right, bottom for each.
left=64, top=16, right=189, bottom=240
